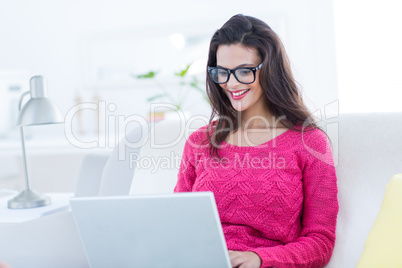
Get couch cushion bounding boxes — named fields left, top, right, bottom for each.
left=356, top=174, right=402, bottom=267
left=326, top=112, right=402, bottom=267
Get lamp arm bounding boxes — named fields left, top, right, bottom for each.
left=17, top=91, right=31, bottom=190
left=20, top=126, right=30, bottom=191
left=18, top=91, right=31, bottom=111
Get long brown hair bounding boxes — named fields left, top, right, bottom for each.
left=206, top=14, right=316, bottom=157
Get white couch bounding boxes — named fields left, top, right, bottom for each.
left=0, top=113, right=401, bottom=268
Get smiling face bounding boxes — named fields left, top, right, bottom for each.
left=216, top=44, right=267, bottom=116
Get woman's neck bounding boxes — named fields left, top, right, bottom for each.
left=238, top=108, right=282, bottom=130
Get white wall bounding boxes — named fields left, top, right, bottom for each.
left=334, top=0, right=402, bottom=113
left=0, top=0, right=337, bottom=124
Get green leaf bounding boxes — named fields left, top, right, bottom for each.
left=134, top=71, right=158, bottom=79
left=174, top=64, right=191, bottom=77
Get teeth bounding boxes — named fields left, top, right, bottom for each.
left=232, top=89, right=249, bottom=97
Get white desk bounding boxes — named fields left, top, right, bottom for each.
left=0, top=192, right=89, bottom=268
left=0, top=192, right=73, bottom=224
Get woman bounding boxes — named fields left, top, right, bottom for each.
left=174, top=14, right=338, bottom=268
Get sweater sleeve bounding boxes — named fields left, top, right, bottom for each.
left=174, top=133, right=198, bottom=193
left=253, top=130, right=339, bottom=268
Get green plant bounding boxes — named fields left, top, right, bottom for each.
left=133, top=63, right=209, bottom=111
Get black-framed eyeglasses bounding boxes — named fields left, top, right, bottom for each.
left=207, top=63, right=263, bottom=84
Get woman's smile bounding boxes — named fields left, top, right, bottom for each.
left=229, top=89, right=250, bottom=100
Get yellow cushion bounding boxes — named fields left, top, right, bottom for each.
left=357, top=174, right=402, bottom=267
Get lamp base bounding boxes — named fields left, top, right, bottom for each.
left=8, top=189, right=51, bottom=209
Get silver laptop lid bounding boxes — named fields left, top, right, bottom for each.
left=70, top=192, right=231, bottom=268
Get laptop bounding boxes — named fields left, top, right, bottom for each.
left=70, top=192, right=231, bottom=268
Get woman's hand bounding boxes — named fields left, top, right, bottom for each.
left=228, top=250, right=262, bottom=268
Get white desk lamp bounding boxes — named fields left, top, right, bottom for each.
left=8, top=75, right=64, bottom=209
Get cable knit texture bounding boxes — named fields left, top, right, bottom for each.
left=174, top=126, right=338, bottom=268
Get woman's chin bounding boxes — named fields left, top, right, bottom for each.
left=231, top=102, right=248, bottom=112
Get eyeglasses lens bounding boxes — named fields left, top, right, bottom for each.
left=235, top=69, right=254, bottom=83
left=210, top=68, right=255, bottom=84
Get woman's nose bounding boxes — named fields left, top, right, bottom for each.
left=226, top=73, right=240, bottom=88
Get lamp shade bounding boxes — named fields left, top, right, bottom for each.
left=16, top=76, right=64, bottom=126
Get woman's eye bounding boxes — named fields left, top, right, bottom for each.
left=217, top=70, right=227, bottom=76
left=237, top=69, right=252, bottom=76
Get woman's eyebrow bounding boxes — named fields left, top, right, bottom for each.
left=216, top=63, right=256, bottom=68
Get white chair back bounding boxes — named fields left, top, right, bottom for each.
left=130, top=118, right=206, bottom=194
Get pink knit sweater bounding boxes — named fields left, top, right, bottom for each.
left=174, top=126, right=338, bottom=268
